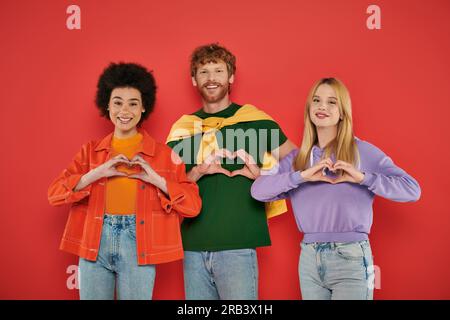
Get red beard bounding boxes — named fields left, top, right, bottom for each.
left=197, top=82, right=229, bottom=103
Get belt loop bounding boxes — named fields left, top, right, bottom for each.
left=209, top=251, right=214, bottom=270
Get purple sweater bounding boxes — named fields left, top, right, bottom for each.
left=251, top=139, right=421, bottom=243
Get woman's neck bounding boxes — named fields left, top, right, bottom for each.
left=114, top=127, right=138, bottom=139
left=316, top=126, right=338, bottom=149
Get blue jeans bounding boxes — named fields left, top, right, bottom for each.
left=299, top=240, right=375, bottom=300
left=184, top=249, right=258, bottom=300
left=78, top=214, right=156, bottom=300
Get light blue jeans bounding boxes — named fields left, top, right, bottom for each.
left=184, top=249, right=258, bottom=300
left=299, top=240, right=375, bottom=300
left=78, top=214, right=156, bottom=300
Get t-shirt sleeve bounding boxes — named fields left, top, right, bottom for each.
left=260, top=120, right=288, bottom=152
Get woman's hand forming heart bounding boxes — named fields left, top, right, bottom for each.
left=74, top=154, right=130, bottom=191
left=331, top=160, right=365, bottom=184
left=300, top=158, right=364, bottom=184
left=128, top=154, right=168, bottom=194
left=300, top=158, right=336, bottom=183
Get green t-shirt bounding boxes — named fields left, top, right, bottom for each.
left=167, top=103, right=287, bottom=251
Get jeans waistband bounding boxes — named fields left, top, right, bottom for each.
left=303, top=240, right=370, bottom=250
left=103, top=213, right=136, bottom=227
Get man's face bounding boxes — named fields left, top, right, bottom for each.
left=192, top=60, right=234, bottom=104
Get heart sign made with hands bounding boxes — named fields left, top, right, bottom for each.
left=114, top=159, right=143, bottom=176
left=105, top=153, right=148, bottom=177
left=197, top=149, right=261, bottom=180
left=302, top=158, right=365, bottom=184
left=90, top=153, right=165, bottom=189
left=230, top=149, right=260, bottom=179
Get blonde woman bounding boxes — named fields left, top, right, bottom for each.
left=251, top=78, right=421, bottom=300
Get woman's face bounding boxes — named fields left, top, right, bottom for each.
left=309, top=84, right=341, bottom=128
left=108, top=87, right=145, bottom=135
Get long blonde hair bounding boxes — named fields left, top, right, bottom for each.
left=294, top=78, right=359, bottom=171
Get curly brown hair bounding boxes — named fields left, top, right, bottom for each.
left=190, top=43, right=236, bottom=77
left=95, top=62, right=157, bottom=126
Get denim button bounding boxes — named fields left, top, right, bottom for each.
left=140, top=220, right=145, bottom=225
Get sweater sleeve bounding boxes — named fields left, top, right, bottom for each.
left=359, top=142, right=421, bottom=202
left=251, top=149, right=304, bottom=202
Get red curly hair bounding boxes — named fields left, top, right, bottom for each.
left=190, top=43, right=236, bottom=78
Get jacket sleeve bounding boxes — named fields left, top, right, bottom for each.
left=48, top=143, right=92, bottom=206
left=157, top=151, right=202, bottom=217
left=359, top=143, right=421, bottom=202
left=251, top=149, right=304, bottom=202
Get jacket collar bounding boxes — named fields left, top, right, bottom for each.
left=94, top=128, right=156, bottom=157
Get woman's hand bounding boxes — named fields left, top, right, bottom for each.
left=74, top=154, right=129, bottom=191
left=94, top=154, right=130, bottom=178
left=332, top=160, right=365, bottom=184
left=128, top=155, right=168, bottom=194
left=300, top=158, right=335, bottom=183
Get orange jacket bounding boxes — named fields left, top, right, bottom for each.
left=48, top=129, right=201, bottom=265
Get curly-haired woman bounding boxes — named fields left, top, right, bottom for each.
left=48, top=62, right=202, bottom=300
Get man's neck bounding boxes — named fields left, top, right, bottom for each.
left=202, top=96, right=231, bottom=114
